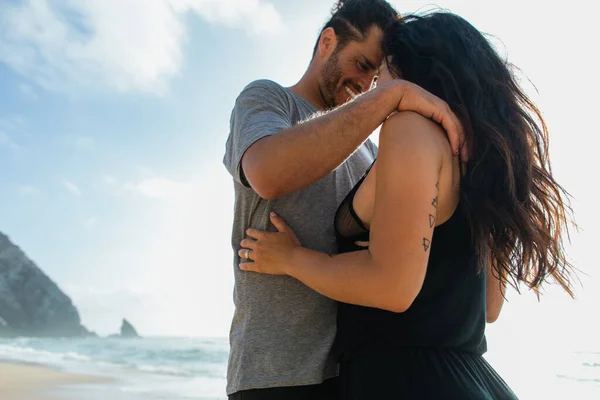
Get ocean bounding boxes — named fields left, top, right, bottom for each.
left=0, top=336, right=228, bottom=399
left=0, top=336, right=598, bottom=399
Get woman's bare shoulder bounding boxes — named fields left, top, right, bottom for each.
left=380, top=111, right=452, bottom=157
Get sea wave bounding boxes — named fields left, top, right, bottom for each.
left=0, top=343, right=91, bottom=364
left=0, top=337, right=228, bottom=379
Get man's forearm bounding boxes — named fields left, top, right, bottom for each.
left=242, top=81, right=402, bottom=199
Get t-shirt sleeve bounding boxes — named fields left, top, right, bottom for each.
left=366, top=138, right=379, bottom=158
left=223, top=80, right=292, bottom=186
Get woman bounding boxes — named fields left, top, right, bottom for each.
left=238, top=11, right=576, bottom=399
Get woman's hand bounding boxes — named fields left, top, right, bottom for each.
left=238, top=212, right=301, bottom=276
left=379, top=79, right=468, bottom=160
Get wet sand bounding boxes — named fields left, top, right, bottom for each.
left=0, top=361, right=111, bottom=400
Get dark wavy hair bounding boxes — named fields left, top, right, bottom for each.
left=383, top=12, right=577, bottom=297
left=312, top=0, right=398, bottom=56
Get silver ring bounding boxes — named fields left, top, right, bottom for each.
left=244, top=249, right=250, bottom=259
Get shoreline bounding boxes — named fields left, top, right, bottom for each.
left=0, top=360, right=112, bottom=400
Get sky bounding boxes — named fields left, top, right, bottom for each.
left=0, top=0, right=597, bottom=373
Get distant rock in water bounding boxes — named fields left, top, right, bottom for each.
left=120, top=318, right=140, bottom=338
left=0, top=232, right=91, bottom=337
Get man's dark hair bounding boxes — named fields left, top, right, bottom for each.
left=312, top=0, right=399, bottom=56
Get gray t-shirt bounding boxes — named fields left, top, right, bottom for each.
left=223, top=79, right=377, bottom=394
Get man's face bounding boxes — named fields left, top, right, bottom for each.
left=319, top=27, right=385, bottom=108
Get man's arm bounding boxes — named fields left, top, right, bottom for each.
left=240, top=112, right=448, bottom=312
left=243, top=80, right=463, bottom=199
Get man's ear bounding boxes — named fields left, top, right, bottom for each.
left=317, top=27, right=338, bottom=58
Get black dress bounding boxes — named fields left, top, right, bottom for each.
left=333, top=162, right=518, bottom=400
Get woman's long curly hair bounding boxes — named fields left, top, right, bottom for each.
left=383, top=12, right=577, bottom=297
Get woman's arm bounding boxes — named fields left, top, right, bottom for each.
left=486, top=246, right=506, bottom=322
left=241, top=112, right=450, bottom=312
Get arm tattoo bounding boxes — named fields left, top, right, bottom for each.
left=423, top=181, right=439, bottom=251
left=430, top=181, right=439, bottom=221
left=429, top=214, right=436, bottom=228
left=422, top=238, right=431, bottom=251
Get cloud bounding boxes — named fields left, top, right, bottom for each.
left=19, top=83, right=39, bottom=101
left=169, top=0, right=283, bottom=35
left=125, top=176, right=195, bottom=202
left=0, top=131, right=20, bottom=151
left=102, top=174, right=117, bottom=185
left=61, top=284, right=158, bottom=335
left=0, top=0, right=282, bottom=94
left=64, top=166, right=237, bottom=336
left=108, top=170, right=235, bottom=336
left=63, top=135, right=95, bottom=151
left=105, top=173, right=194, bottom=203
left=84, top=217, right=98, bottom=228
left=63, top=180, right=82, bottom=196
left=0, top=116, right=26, bottom=131
left=16, top=185, right=41, bottom=196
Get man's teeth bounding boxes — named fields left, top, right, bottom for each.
left=345, top=85, right=358, bottom=98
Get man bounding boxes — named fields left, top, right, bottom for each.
left=223, top=1, right=464, bottom=399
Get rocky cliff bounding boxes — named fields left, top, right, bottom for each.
left=120, top=318, right=140, bottom=338
left=0, top=232, right=91, bottom=337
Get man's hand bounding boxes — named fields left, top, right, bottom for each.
left=383, top=80, right=467, bottom=160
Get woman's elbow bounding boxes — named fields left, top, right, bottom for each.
left=385, top=298, right=414, bottom=313
left=486, top=308, right=502, bottom=323
left=381, top=285, right=420, bottom=313
left=374, top=262, right=423, bottom=313
left=485, top=294, right=505, bottom=323
left=486, top=314, right=498, bottom=324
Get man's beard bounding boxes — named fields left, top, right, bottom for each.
left=320, top=50, right=343, bottom=108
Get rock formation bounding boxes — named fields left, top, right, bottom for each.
left=0, top=232, right=91, bottom=337
left=120, top=318, right=140, bottom=338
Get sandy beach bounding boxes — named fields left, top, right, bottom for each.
left=0, top=361, right=111, bottom=400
